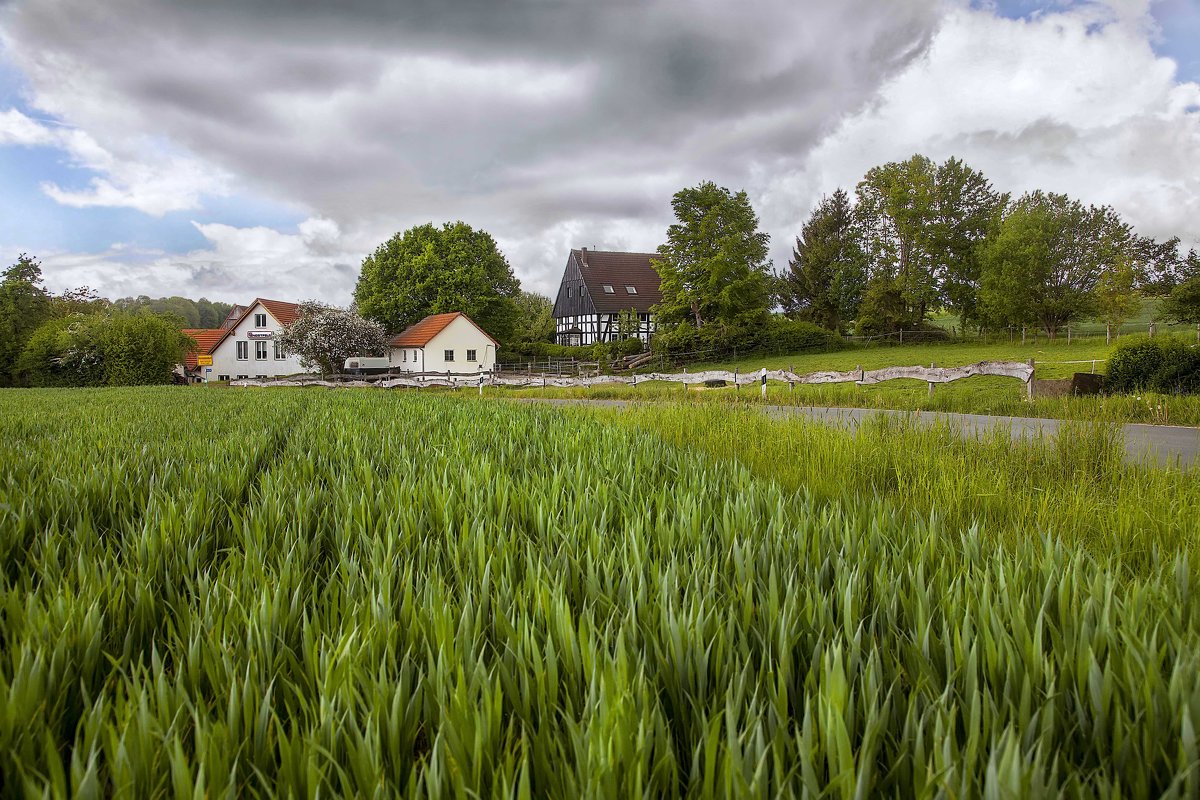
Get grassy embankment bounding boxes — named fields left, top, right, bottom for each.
left=2, top=387, right=1200, bottom=795
left=502, top=332, right=1200, bottom=426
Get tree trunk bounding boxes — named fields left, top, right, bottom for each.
left=691, top=300, right=703, bottom=328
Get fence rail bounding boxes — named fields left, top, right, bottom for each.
left=232, top=359, right=1037, bottom=393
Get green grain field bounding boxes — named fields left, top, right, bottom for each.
left=3, top=387, right=1200, bottom=797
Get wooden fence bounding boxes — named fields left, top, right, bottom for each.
left=232, top=359, right=1038, bottom=395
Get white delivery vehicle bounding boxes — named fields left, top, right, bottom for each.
left=343, top=357, right=392, bottom=376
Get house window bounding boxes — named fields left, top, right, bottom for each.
left=602, top=284, right=615, bottom=293
left=236, top=341, right=248, bottom=360
left=236, top=374, right=248, bottom=380
left=274, top=341, right=285, bottom=359
left=254, top=313, right=267, bottom=328
left=567, top=287, right=573, bottom=297
left=444, top=349, right=455, bottom=362
left=255, top=341, right=268, bottom=360
left=466, top=349, right=477, bottom=362
left=625, top=285, right=637, bottom=294
left=413, top=350, right=418, bottom=362
left=402, top=350, right=407, bottom=362
left=218, top=374, right=230, bottom=382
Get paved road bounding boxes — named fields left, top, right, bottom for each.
left=515, top=398, right=1200, bottom=469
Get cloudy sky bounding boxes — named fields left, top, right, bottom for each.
left=0, top=0, right=1197, bottom=305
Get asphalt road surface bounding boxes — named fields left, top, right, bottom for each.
left=516, top=398, right=1200, bottom=469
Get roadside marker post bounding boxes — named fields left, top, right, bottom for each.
left=760, top=368, right=767, bottom=399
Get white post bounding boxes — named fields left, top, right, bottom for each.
left=1106, top=323, right=1111, bottom=346
left=478, top=372, right=484, bottom=397
left=928, top=362, right=935, bottom=399
left=760, top=367, right=767, bottom=399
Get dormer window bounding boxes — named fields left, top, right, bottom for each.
left=254, top=313, right=267, bottom=328
left=625, top=286, right=637, bottom=294
left=602, top=284, right=615, bottom=293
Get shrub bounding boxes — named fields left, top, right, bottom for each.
left=1106, top=336, right=1200, bottom=394
left=653, top=315, right=840, bottom=360
left=17, top=311, right=189, bottom=387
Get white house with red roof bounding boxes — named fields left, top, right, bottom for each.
left=387, top=312, right=499, bottom=373
left=191, top=298, right=306, bottom=382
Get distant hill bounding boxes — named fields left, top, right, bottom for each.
left=113, top=296, right=235, bottom=329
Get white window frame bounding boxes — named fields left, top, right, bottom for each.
left=255, top=341, right=268, bottom=361
left=274, top=340, right=285, bottom=360
left=444, top=349, right=455, bottom=362
left=236, top=341, right=248, bottom=360
left=466, top=349, right=477, bottom=362
left=625, top=285, right=637, bottom=294
left=254, top=313, right=267, bottom=328
left=602, top=284, right=615, bottom=293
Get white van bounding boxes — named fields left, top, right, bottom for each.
left=343, top=357, right=392, bottom=376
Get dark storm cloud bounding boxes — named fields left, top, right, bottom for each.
left=2, top=0, right=945, bottom=293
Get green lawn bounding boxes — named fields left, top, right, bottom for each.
left=503, top=331, right=1200, bottom=426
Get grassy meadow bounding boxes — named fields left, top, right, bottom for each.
left=2, top=386, right=1200, bottom=796
left=510, top=331, right=1200, bottom=426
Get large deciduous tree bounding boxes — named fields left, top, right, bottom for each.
left=0, top=254, right=53, bottom=385
left=1094, top=256, right=1141, bottom=341
left=978, top=192, right=1131, bottom=338
left=652, top=181, right=772, bottom=330
left=855, top=155, right=1005, bottom=329
left=277, top=302, right=388, bottom=376
left=354, top=222, right=521, bottom=344
left=18, top=311, right=191, bottom=387
left=780, top=188, right=867, bottom=333
left=511, top=291, right=555, bottom=346
left=1163, top=252, right=1200, bottom=324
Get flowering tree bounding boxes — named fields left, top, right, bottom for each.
left=278, top=302, right=388, bottom=376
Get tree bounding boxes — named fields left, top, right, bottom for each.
left=854, top=274, right=908, bottom=336
left=855, top=155, right=1005, bottom=329
left=855, top=155, right=938, bottom=326
left=652, top=181, right=772, bottom=330
left=277, top=302, right=388, bottom=376
left=930, top=158, right=1008, bottom=328
left=978, top=191, right=1130, bottom=338
left=780, top=188, right=867, bottom=333
left=0, top=254, right=53, bottom=385
left=354, top=222, right=521, bottom=344
left=1163, top=274, right=1200, bottom=325
left=1094, top=257, right=1141, bottom=343
left=511, top=291, right=555, bottom=347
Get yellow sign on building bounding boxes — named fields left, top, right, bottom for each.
left=197, top=355, right=213, bottom=366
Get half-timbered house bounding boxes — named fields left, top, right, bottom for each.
left=551, top=248, right=661, bottom=345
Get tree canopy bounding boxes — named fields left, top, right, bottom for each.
left=779, top=188, right=866, bottom=333
left=652, top=181, right=772, bottom=330
left=354, top=222, right=522, bottom=345
left=0, top=255, right=54, bottom=386
left=277, top=302, right=388, bottom=376
left=978, top=191, right=1130, bottom=337
left=114, top=296, right=234, bottom=328
left=18, top=311, right=191, bottom=387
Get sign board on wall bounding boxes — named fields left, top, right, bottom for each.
left=247, top=331, right=275, bottom=340
left=197, top=355, right=213, bottom=366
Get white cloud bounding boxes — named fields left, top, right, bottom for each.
left=0, top=107, right=230, bottom=214
left=37, top=216, right=361, bottom=304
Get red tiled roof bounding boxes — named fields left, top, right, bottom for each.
left=209, top=298, right=301, bottom=352
left=388, top=312, right=499, bottom=347
left=181, top=329, right=224, bottom=370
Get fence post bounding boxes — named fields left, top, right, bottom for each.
left=478, top=372, right=484, bottom=396
left=1150, top=321, right=1157, bottom=339
left=1022, top=325, right=1026, bottom=345
left=928, top=362, right=935, bottom=399
left=899, top=329, right=903, bottom=345
left=1067, top=325, right=1072, bottom=345
left=1027, top=358, right=1035, bottom=400
left=760, top=367, right=767, bottom=399
left=734, top=367, right=738, bottom=391
left=1106, top=323, right=1111, bottom=346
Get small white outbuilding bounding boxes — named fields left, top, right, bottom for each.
left=387, top=312, right=499, bottom=373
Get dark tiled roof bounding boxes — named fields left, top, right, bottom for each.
left=388, top=312, right=499, bottom=347
left=573, top=249, right=662, bottom=313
